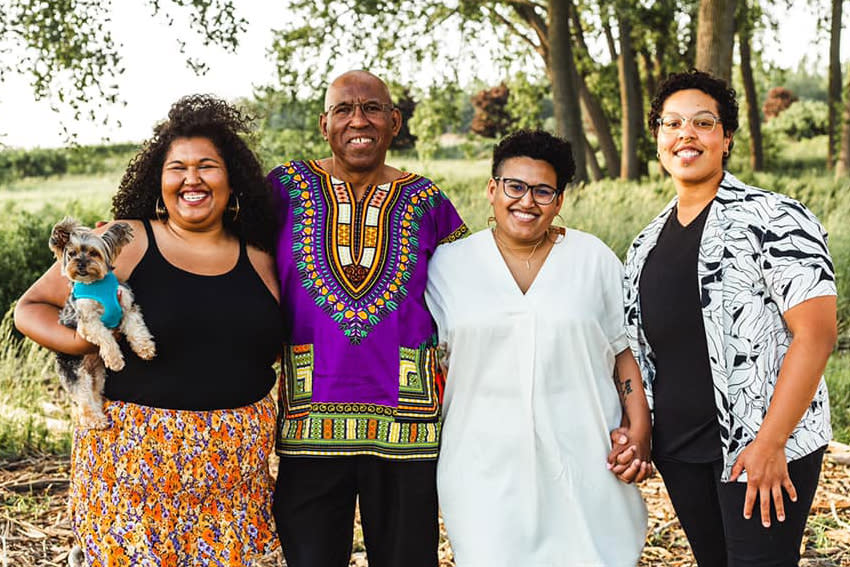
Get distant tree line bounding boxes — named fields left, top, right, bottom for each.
left=2, top=0, right=849, bottom=179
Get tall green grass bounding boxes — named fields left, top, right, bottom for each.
left=825, top=352, right=850, bottom=444
left=0, top=305, right=71, bottom=458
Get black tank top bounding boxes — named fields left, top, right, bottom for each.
left=105, top=220, right=283, bottom=410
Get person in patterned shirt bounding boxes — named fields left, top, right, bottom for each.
left=618, top=69, right=836, bottom=566
left=267, top=70, right=467, bottom=567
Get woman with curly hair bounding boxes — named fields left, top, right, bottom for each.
left=15, top=94, right=282, bottom=565
left=620, top=69, right=836, bottom=565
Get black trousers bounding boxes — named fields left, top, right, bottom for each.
left=273, top=455, right=439, bottom=567
left=655, top=446, right=825, bottom=567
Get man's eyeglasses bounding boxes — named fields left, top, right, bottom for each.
left=326, top=101, right=395, bottom=120
left=656, top=112, right=722, bottom=134
left=494, top=177, right=561, bottom=205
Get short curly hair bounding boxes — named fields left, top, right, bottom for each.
left=492, top=130, right=575, bottom=192
left=648, top=69, right=739, bottom=161
left=111, top=94, right=276, bottom=252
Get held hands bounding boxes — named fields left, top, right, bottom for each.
left=730, top=437, right=797, bottom=528
left=607, top=423, right=653, bottom=484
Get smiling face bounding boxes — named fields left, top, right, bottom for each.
left=657, top=89, right=732, bottom=192
left=160, top=137, right=231, bottom=230
left=488, top=156, right=564, bottom=246
left=319, top=71, right=402, bottom=176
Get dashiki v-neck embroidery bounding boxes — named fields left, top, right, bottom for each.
left=286, top=160, right=452, bottom=344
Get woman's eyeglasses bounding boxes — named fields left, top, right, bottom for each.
left=656, top=112, right=722, bottom=134
left=494, top=177, right=561, bottom=205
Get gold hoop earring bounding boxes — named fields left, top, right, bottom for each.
left=487, top=215, right=496, bottom=229
left=155, top=197, right=168, bottom=222
left=723, top=149, right=730, bottom=157
left=549, top=214, right=567, bottom=241
left=227, top=193, right=241, bottom=222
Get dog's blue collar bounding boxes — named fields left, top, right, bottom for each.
left=72, top=271, right=123, bottom=329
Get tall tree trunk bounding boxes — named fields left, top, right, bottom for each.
left=738, top=3, right=763, bottom=171
left=549, top=0, right=588, bottom=182
left=828, top=0, right=843, bottom=169
left=641, top=48, right=657, bottom=105
left=617, top=10, right=644, bottom=180
left=695, top=0, right=737, bottom=82
left=837, top=75, right=850, bottom=177
left=578, top=80, right=620, bottom=177
left=585, top=135, right=604, bottom=181
left=570, top=3, right=620, bottom=177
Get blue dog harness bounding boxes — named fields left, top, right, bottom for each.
left=72, top=271, right=123, bottom=329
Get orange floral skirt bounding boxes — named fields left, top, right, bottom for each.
left=70, top=394, right=279, bottom=567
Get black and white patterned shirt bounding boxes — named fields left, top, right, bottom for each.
left=624, top=172, right=836, bottom=481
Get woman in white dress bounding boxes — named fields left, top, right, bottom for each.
left=426, top=130, right=650, bottom=566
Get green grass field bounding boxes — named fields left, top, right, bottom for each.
left=1, top=143, right=850, bottom=456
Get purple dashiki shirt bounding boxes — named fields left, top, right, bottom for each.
left=269, top=160, right=468, bottom=459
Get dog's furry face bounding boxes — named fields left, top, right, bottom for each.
left=49, top=218, right=133, bottom=283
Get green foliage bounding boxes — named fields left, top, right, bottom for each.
left=825, top=352, right=850, bottom=444
left=726, top=115, right=782, bottom=171
left=0, top=143, right=137, bottom=184
left=0, top=147, right=68, bottom=181
left=764, top=100, right=829, bottom=141
left=242, top=89, right=327, bottom=166
left=0, top=0, right=245, bottom=139
left=265, top=0, right=508, bottom=99
left=765, top=63, right=828, bottom=103
left=505, top=73, right=551, bottom=131
left=408, top=85, right=465, bottom=160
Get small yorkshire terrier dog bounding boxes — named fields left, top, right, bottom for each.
left=50, top=217, right=156, bottom=429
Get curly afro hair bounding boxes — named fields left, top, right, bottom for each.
left=492, top=129, right=575, bottom=192
left=111, top=94, right=276, bottom=253
left=648, top=69, right=739, bottom=162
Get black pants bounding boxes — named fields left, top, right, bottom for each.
left=273, top=455, right=439, bottom=567
left=655, top=446, right=825, bottom=567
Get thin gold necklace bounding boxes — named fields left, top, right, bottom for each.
left=492, top=228, right=546, bottom=270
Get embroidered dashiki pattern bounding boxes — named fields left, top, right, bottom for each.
left=70, top=395, right=279, bottom=567
left=269, top=160, right=467, bottom=459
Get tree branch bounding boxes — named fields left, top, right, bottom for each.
left=508, top=2, right=549, bottom=56
left=489, top=8, right=547, bottom=60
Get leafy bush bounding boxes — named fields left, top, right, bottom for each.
left=763, top=86, right=798, bottom=120
left=256, top=128, right=327, bottom=168
left=764, top=100, right=829, bottom=140
left=0, top=143, right=138, bottom=185
left=409, top=84, right=466, bottom=161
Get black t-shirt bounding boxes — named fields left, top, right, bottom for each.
left=639, top=202, right=722, bottom=462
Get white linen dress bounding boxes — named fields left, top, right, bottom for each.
left=425, top=228, right=647, bottom=567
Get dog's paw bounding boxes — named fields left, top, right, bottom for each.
left=78, top=409, right=109, bottom=431
left=68, top=545, right=85, bottom=567
left=133, top=338, right=156, bottom=360
left=101, top=350, right=125, bottom=371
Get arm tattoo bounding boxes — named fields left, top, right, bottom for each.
left=613, top=368, right=634, bottom=401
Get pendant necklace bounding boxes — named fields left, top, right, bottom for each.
left=492, top=228, right=546, bottom=270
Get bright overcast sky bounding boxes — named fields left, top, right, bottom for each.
left=0, top=1, right=846, bottom=149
